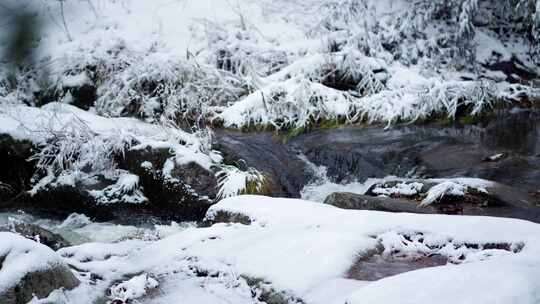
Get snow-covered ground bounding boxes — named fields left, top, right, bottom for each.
left=14, top=195, right=540, bottom=304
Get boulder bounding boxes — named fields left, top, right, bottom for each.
left=0, top=232, right=80, bottom=304
left=213, top=130, right=310, bottom=198
left=116, top=146, right=217, bottom=221
left=324, top=180, right=540, bottom=223
left=2, top=142, right=220, bottom=223
left=324, top=193, right=436, bottom=214
left=0, top=223, right=71, bottom=250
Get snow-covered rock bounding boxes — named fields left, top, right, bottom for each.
left=0, top=103, right=225, bottom=221
left=324, top=177, right=540, bottom=223
left=14, top=195, right=539, bottom=303
left=0, top=232, right=79, bottom=304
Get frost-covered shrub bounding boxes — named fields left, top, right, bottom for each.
left=301, top=50, right=387, bottom=95
left=28, top=115, right=134, bottom=193
left=351, top=80, right=496, bottom=126
left=4, top=103, right=222, bottom=202
left=192, top=18, right=290, bottom=78
left=30, top=117, right=128, bottom=177
left=219, top=78, right=354, bottom=130
left=49, top=41, right=249, bottom=125
left=216, top=165, right=268, bottom=200
left=96, top=56, right=247, bottom=124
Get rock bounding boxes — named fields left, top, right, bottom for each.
left=116, top=146, right=217, bottom=222
left=324, top=180, right=540, bottom=223
left=213, top=130, right=310, bottom=198
left=2, top=142, right=220, bottom=223
left=11, top=185, right=112, bottom=221
left=290, top=109, right=540, bottom=191
left=0, top=223, right=71, bottom=250
left=0, top=232, right=80, bottom=304
left=288, top=126, right=432, bottom=183
left=171, top=162, right=218, bottom=200
left=484, top=58, right=538, bottom=84
left=324, top=193, right=436, bottom=214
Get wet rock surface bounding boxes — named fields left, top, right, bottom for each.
left=215, top=109, right=540, bottom=193
left=213, top=130, right=311, bottom=198
left=291, top=109, right=540, bottom=189
left=324, top=193, right=437, bottom=214
left=346, top=231, right=523, bottom=282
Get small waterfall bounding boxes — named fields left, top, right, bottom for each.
left=298, top=154, right=378, bottom=202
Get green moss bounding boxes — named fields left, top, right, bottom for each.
left=458, top=115, right=478, bottom=125
left=242, top=173, right=274, bottom=196
left=278, top=116, right=348, bottom=142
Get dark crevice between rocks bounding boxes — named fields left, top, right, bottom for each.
left=0, top=134, right=37, bottom=202
left=242, top=276, right=305, bottom=304
left=200, top=210, right=252, bottom=227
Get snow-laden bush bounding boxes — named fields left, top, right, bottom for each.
left=95, top=55, right=248, bottom=124
left=29, top=115, right=131, bottom=181
left=351, top=79, right=496, bottom=126
left=0, top=102, right=221, bottom=199
left=191, top=16, right=291, bottom=78
left=220, top=77, right=496, bottom=130
left=218, top=77, right=354, bottom=130
left=46, top=41, right=249, bottom=125
left=216, top=165, right=268, bottom=200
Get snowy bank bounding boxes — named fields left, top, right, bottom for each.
left=31, top=195, right=540, bottom=304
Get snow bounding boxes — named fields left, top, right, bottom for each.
left=89, top=172, right=148, bottom=204
left=2, top=0, right=533, bottom=132
left=301, top=175, right=495, bottom=203
left=344, top=259, right=540, bottom=304
left=7, top=195, right=540, bottom=304
left=109, top=273, right=159, bottom=302
left=0, top=232, right=66, bottom=295
left=420, top=181, right=468, bottom=206
left=62, top=72, right=92, bottom=88
left=372, top=182, right=424, bottom=197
